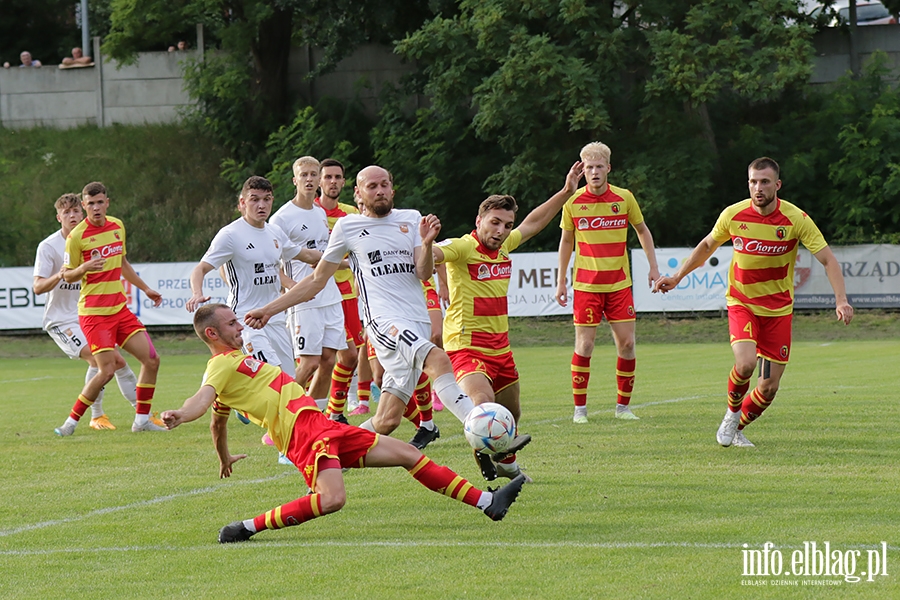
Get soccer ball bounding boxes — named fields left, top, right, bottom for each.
left=464, top=403, right=515, bottom=454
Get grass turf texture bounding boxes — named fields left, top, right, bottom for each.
left=0, top=330, right=897, bottom=597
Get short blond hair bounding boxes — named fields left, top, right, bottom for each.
left=580, top=142, right=611, bottom=163
left=292, top=156, right=320, bottom=178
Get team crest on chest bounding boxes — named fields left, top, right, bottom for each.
left=611, top=203, right=620, bottom=214
left=273, top=239, right=279, bottom=249
left=400, top=224, right=409, bottom=233
left=733, top=237, right=745, bottom=251
left=114, top=232, right=121, bottom=240
left=242, top=357, right=262, bottom=373
left=776, top=227, right=786, bottom=240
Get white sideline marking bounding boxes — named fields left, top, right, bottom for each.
left=2, top=540, right=896, bottom=556
left=0, top=472, right=293, bottom=538
left=0, top=376, right=55, bottom=383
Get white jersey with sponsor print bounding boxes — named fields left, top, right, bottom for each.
left=33, top=230, right=82, bottom=330
left=321, top=209, right=429, bottom=327
left=270, top=201, right=340, bottom=309
left=201, top=218, right=299, bottom=324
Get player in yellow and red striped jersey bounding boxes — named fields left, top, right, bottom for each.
left=434, top=161, right=583, bottom=480
left=653, top=157, right=853, bottom=448
left=315, top=159, right=375, bottom=421
left=53, top=182, right=166, bottom=437
left=556, top=142, right=660, bottom=424
left=161, top=304, right=526, bottom=543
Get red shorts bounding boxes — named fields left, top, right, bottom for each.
left=447, top=349, right=519, bottom=393
left=573, top=288, right=635, bottom=326
left=341, top=297, right=365, bottom=348
left=424, top=287, right=441, bottom=312
left=285, top=408, right=379, bottom=489
left=728, top=305, right=793, bottom=364
left=80, top=308, right=146, bottom=354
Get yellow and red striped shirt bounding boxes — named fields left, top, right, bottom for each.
left=205, top=349, right=318, bottom=453
left=315, top=199, right=359, bottom=300
left=711, top=199, right=827, bottom=317
left=560, top=185, right=644, bottom=293
left=437, top=230, right=522, bottom=355
left=64, top=216, right=128, bottom=316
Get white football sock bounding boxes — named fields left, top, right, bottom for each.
left=86, top=366, right=105, bottom=418
left=115, top=365, right=138, bottom=408
left=433, top=373, right=475, bottom=424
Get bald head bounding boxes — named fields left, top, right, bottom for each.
left=354, top=165, right=395, bottom=217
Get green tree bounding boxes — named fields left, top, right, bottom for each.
left=383, top=0, right=817, bottom=246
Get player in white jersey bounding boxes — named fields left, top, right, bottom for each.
left=32, top=193, right=140, bottom=430
left=187, top=176, right=310, bottom=373
left=270, top=156, right=346, bottom=418
left=246, top=166, right=532, bottom=466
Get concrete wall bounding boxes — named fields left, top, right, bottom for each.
left=2, top=27, right=899, bottom=130
left=0, top=38, right=198, bottom=129
left=811, top=25, right=900, bottom=83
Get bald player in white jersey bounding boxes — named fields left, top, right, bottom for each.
left=245, top=166, right=531, bottom=468
left=187, top=176, right=312, bottom=373
left=33, top=193, right=140, bottom=431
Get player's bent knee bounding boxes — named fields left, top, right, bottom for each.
left=317, top=490, right=346, bottom=514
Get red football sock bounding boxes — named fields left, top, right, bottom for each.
left=414, top=373, right=433, bottom=422
left=327, top=362, right=353, bottom=416
left=727, top=366, right=751, bottom=412
left=739, top=388, right=774, bottom=430
left=69, top=394, right=94, bottom=421
left=253, top=493, right=323, bottom=531
left=616, top=357, right=636, bottom=406
left=135, top=383, right=154, bottom=415
left=572, top=353, right=591, bottom=407
left=408, top=456, right=481, bottom=507
left=404, top=396, right=421, bottom=427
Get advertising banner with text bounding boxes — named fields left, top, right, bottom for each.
left=2, top=245, right=898, bottom=329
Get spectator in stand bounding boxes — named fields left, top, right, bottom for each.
left=168, top=41, right=189, bottom=52
left=61, top=47, right=93, bottom=67
left=4, top=51, right=42, bottom=68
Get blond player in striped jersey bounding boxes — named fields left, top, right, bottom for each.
left=653, top=157, right=852, bottom=447
left=556, top=142, right=660, bottom=424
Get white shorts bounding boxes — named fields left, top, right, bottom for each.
left=367, top=318, right=434, bottom=403
left=288, top=303, right=345, bottom=357
left=46, top=322, right=88, bottom=360
left=242, top=320, right=294, bottom=374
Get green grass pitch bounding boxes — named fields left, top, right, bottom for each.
left=1, top=339, right=898, bottom=598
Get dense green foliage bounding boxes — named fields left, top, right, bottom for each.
left=0, top=124, right=234, bottom=267
left=4, top=0, right=900, bottom=264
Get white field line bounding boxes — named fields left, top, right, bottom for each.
left=1, top=540, right=897, bottom=556
left=0, top=472, right=293, bottom=538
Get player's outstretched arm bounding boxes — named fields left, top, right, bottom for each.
left=417, top=214, right=440, bottom=280
left=161, top=385, right=217, bottom=429
left=245, top=259, right=340, bottom=328
left=211, top=411, right=247, bottom=478
left=518, top=161, right=584, bottom=243
left=187, top=261, right=215, bottom=312
left=813, top=246, right=854, bottom=325
left=653, top=234, right=722, bottom=293
left=556, top=229, right=575, bottom=306
left=122, top=258, right=162, bottom=307
left=633, top=221, right=660, bottom=287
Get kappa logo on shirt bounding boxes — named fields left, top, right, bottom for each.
left=254, top=263, right=264, bottom=274
left=368, top=250, right=382, bottom=264
left=739, top=223, right=748, bottom=231
left=579, top=205, right=590, bottom=211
